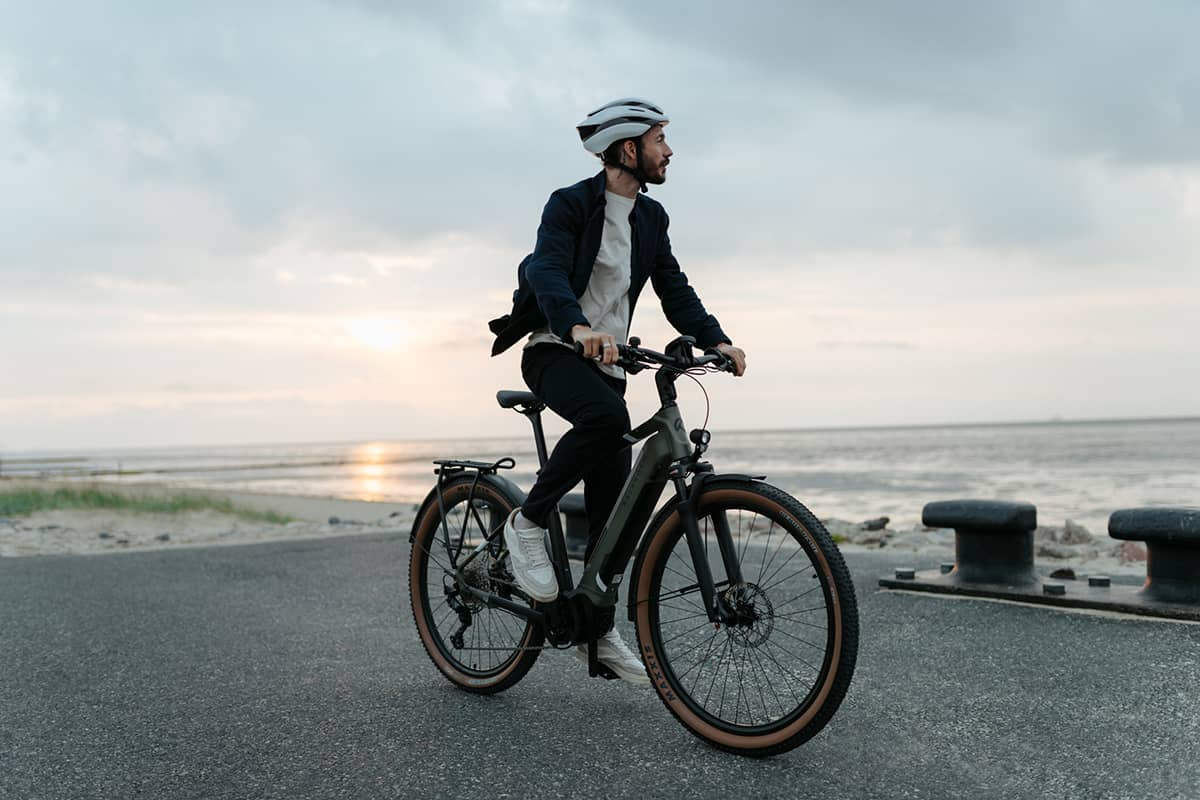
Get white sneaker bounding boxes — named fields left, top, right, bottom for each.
left=502, top=508, right=559, bottom=602
left=576, top=628, right=651, bottom=686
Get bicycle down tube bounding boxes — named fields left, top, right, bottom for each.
left=573, top=402, right=736, bottom=625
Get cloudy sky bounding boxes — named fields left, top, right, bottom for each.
left=2, top=1, right=1198, bottom=451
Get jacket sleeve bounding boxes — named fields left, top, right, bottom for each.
left=650, top=212, right=732, bottom=348
left=524, top=190, right=590, bottom=341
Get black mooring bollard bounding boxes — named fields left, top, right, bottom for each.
left=558, top=493, right=588, bottom=561
left=922, top=500, right=1039, bottom=585
left=1108, top=508, right=1200, bottom=604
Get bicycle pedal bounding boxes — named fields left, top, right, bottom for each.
left=584, top=639, right=620, bottom=680
left=591, top=663, right=621, bottom=681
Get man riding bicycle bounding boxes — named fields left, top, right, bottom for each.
left=488, top=98, right=747, bottom=683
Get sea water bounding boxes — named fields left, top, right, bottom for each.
left=4, top=418, right=1198, bottom=536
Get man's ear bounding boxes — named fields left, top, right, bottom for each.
left=622, top=139, right=637, bottom=165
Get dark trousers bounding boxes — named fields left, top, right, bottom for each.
left=520, top=344, right=632, bottom=562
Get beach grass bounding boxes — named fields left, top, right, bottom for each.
left=0, top=487, right=294, bottom=524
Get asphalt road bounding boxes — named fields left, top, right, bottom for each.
left=2, top=533, right=1198, bottom=799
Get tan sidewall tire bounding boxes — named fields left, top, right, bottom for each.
left=635, top=488, right=845, bottom=752
left=409, top=481, right=540, bottom=691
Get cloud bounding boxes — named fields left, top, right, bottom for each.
left=1, top=2, right=1198, bottom=448
left=5, top=0, right=1198, bottom=278
left=599, top=2, right=1200, bottom=164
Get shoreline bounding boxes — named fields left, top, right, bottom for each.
left=0, top=479, right=416, bottom=558
left=0, top=479, right=1147, bottom=576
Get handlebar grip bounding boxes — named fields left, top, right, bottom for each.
left=704, top=348, right=736, bottom=373
left=574, top=340, right=628, bottom=358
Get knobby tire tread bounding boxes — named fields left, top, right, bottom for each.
left=408, top=476, right=543, bottom=694
left=635, top=479, right=859, bottom=757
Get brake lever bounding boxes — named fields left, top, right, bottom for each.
left=702, top=348, right=736, bottom=373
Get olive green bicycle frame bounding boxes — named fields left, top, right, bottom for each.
left=453, top=397, right=745, bottom=628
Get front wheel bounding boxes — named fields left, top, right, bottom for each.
left=633, top=480, right=859, bottom=757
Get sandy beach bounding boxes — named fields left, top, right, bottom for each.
left=0, top=479, right=1148, bottom=578
left=0, top=481, right=416, bottom=558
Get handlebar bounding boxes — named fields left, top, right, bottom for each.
left=572, top=337, right=735, bottom=375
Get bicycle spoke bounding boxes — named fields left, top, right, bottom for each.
left=746, top=644, right=777, bottom=722
left=749, top=642, right=793, bottom=721
left=701, top=636, right=732, bottom=710
left=669, top=625, right=729, bottom=667
left=755, top=519, right=777, bottom=585
left=661, top=558, right=698, bottom=586
left=674, top=626, right=722, bottom=687
left=657, top=611, right=712, bottom=626
left=716, top=637, right=735, bottom=720
left=657, top=599, right=708, bottom=617
left=660, top=618, right=719, bottom=646
left=772, top=586, right=824, bottom=611
left=753, top=526, right=791, bottom=591
left=733, top=642, right=749, bottom=725
left=433, top=598, right=457, bottom=639
left=756, top=640, right=807, bottom=707
left=758, top=545, right=806, bottom=596
left=772, top=625, right=828, bottom=652
left=759, top=565, right=818, bottom=595
left=758, top=636, right=822, bottom=675
left=488, top=609, right=500, bottom=669
left=770, top=612, right=829, bottom=631
left=494, top=608, right=522, bottom=643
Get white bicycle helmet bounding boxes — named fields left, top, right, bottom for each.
left=576, top=97, right=669, bottom=154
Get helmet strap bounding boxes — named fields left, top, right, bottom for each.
left=611, top=139, right=649, bottom=193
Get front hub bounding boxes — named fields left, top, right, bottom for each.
left=722, top=582, right=774, bottom=648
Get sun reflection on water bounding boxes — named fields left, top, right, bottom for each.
left=351, top=442, right=389, bottom=501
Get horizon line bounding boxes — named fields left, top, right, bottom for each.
left=3, top=413, right=1198, bottom=457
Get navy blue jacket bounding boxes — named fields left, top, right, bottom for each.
left=489, top=171, right=731, bottom=356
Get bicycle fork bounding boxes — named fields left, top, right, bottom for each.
left=673, top=474, right=746, bottom=626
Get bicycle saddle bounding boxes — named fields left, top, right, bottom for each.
left=495, top=390, right=544, bottom=411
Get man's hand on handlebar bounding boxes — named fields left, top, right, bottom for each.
left=570, top=324, right=620, bottom=366
left=714, top=342, right=747, bottom=376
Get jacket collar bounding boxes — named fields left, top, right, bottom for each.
left=587, top=168, right=644, bottom=209
left=587, top=169, right=607, bottom=201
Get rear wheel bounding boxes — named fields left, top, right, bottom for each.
left=409, top=477, right=543, bottom=693
left=633, top=480, right=858, bottom=756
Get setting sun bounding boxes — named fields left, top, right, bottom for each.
left=345, top=317, right=407, bottom=351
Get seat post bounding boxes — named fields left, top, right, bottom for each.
left=525, top=408, right=551, bottom=469
left=521, top=405, right=574, bottom=589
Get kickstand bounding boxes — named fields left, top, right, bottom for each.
left=587, top=638, right=619, bottom=681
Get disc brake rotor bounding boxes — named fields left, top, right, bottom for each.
left=724, top=582, right=774, bottom=648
